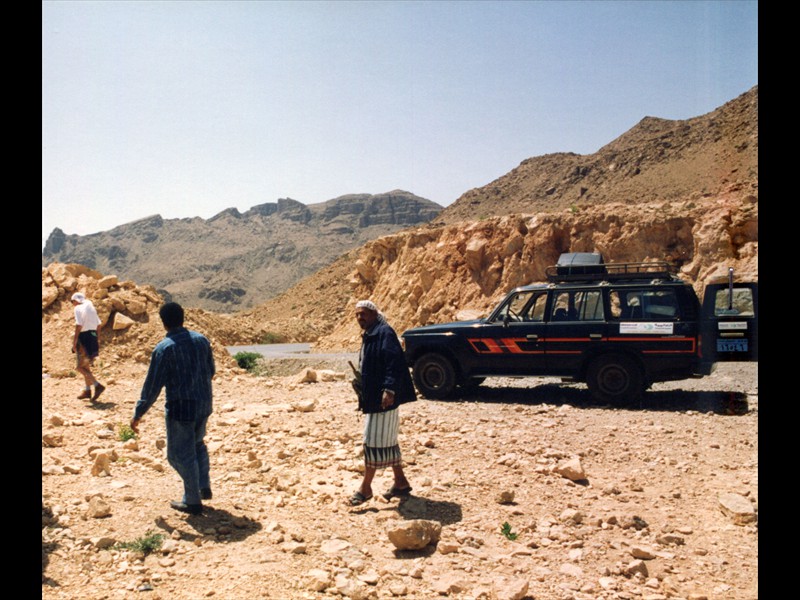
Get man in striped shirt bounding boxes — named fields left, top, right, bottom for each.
left=130, top=302, right=216, bottom=516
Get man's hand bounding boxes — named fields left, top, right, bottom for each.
left=381, top=390, right=395, bottom=409
left=130, top=417, right=141, bottom=434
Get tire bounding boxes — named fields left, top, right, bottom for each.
left=412, top=353, right=457, bottom=399
left=586, top=354, right=644, bottom=403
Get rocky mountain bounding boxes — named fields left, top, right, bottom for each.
left=242, top=87, right=758, bottom=350
left=42, top=191, right=442, bottom=311
left=41, top=86, right=758, bottom=353
left=436, top=85, right=757, bottom=223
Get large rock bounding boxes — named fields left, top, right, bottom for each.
left=387, top=519, right=442, bottom=550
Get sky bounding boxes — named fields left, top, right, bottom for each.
left=42, top=0, right=758, bottom=250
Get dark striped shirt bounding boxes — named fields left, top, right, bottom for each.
left=134, top=328, right=215, bottom=421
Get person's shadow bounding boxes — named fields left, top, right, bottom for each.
left=154, top=507, right=263, bottom=543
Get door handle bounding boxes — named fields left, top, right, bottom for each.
left=526, top=334, right=538, bottom=340
left=589, top=333, right=602, bottom=340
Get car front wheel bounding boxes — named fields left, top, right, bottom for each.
left=412, top=353, right=457, bottom=399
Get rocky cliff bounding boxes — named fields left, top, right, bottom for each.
left=238, top=193, right=756, bottom=351
left=42, top=191, right=442, bottom=311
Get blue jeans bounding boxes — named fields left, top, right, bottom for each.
left=166, top=416, right=210, bottom=505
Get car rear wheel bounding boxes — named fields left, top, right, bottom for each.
left=586, top=354, right=644, bottom=403
left=413, top=353, right=457, bottom=399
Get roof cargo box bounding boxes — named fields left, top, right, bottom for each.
left=555, top=252, right=606, bottom=276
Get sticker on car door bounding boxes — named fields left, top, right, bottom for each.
left=619, top=322, right=674, bottom=334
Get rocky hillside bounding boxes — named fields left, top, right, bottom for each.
left=242, top=87, right=758, bottom=351
left=42, top=191, right=442, bottom=312
left=436, top=86, right=757, bottom=223
left=241, top=196, right=755, bottom=352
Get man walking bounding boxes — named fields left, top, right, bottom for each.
left=130, top=302, right=215, bottom=515
left=349, top=300, right=417, bottom=506
left=70, top=292, right=105, bottom=401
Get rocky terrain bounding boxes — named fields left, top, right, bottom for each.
left=42, top=191, right=442, bottom=312
left=240, top=194, right=757, bottom=353
left=43, top=85, right=758, bottom=599
left=41, top=270, right=758, bottom=600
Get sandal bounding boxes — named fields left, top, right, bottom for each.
left=349, top=491, right=373, bottom=506
left=382, top=486, right=413, bottom=500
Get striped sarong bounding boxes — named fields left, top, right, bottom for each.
left=363, top=409, right=401, bottom=468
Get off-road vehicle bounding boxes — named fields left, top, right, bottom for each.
left=401, top=253, right=758, bottom=402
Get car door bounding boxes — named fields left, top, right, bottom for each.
left=701, top=279, right=758, bottom=362
left=544, top=288, right=608, bottom=374
left=466, top=289, right=549, bottom=376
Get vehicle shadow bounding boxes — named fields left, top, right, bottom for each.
left=444, top=382, right=752, bottom=415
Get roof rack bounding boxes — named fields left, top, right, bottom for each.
left=545, top=259, right=677, bottom=283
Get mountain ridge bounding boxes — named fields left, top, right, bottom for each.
left=435, top=85, right=756, bottom=223
left=43, top=190, right=442, bottom=311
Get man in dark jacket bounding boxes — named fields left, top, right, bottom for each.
left=130, top=302, right=215, bottom=515
left=349, top=300, right=417, bottom=506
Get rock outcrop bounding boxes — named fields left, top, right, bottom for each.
left=41, top=263, right=268, bottom=378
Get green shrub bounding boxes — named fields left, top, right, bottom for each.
left=113, top=530, right=164, bottom=555
left=500, top=522, right=518, bottom=541
left=234, top=351, right=262, bottom=371
left=117, top=423, right=137, bottom=442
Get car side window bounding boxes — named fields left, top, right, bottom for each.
left=611, top=289, right=678, bottom=320
left=550, top=290, right=604, bottom=321
left=575, top=290, right=604, bottom=320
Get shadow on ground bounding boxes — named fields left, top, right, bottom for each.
left=154, top=507, right=263, bottom=543
left=442, top=382, right=752, bottom=415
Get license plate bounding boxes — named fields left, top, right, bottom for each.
left=717, top=339, right=748, bottom=352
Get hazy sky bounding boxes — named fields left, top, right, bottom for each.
left=42, top=0, right=758, bottom=250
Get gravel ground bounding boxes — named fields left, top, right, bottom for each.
left=42, top=360, right=757, bottom=600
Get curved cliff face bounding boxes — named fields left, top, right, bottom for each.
left=312, top=196, right=757, bottom=350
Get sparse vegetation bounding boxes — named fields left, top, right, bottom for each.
left=234, top=351, right=262, bottom=371
left=259, top=331, right=284, bottom=344
left=113, top=531, right=164, bottom=556
left=500, top=522, right=518, bottom=541
left=117, top=423, right=137, bottom=442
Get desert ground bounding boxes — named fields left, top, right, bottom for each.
left=42, top=350, right=757, bottom=600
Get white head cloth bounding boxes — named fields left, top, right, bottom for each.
left=356, top=299, right=386, bottom=322
left=71, top=292, right=86, bottom=303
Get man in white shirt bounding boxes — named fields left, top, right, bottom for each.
left=70, top=292, right=105, bottom=401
